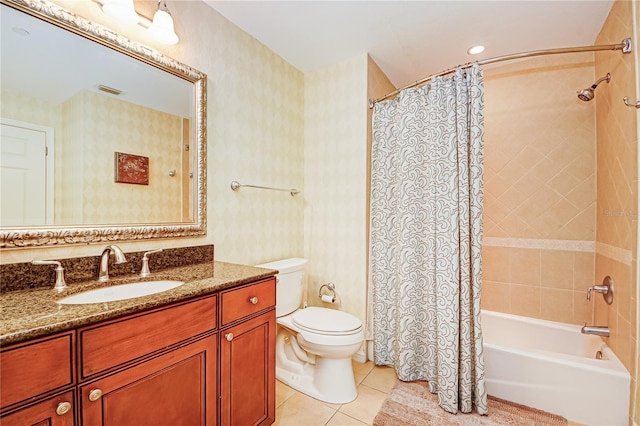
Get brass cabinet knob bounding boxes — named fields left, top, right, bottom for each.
left=88, top=389, right=103, bottom=402
left=225, top=333, right=234, bottom=341
left=249, top=296, right=258, bottom=305
left=56, top=401, right=72, bottom=416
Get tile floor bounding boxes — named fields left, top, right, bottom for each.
left=274, top=360, right=585, bottom=426
left=275, top=361, right=397, bottom=425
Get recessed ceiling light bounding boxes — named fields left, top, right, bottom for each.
left=467, top=45, right=485, bottom=55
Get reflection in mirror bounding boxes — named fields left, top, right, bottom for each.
left=0, top=0, right=207, bottom=247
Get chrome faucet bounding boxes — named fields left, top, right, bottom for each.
left=586, top=276, right=614, bottom=305
left=98, top=245, right=127, bottom=282
left=581, top=323, right=610, bottom=337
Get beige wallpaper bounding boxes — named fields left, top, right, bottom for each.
left=0, top=90, right=62, bottom=133
left=2, top=0, right=305, bottom=265
left=303, top=53, right=368, bottom=321
left=593, top=0, right=639, bottom=415
left=61, top=90, right=184, bottom=224
left=2, top=89, right=184, bottom=225
left=59, top=91, right=84, bottom=224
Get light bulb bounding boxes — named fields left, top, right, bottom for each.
left=148, top=2, right=179, bottom=45
left=101, top=0, right=139, bottom=25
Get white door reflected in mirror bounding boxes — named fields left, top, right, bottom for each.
left=0, top=119, right=53, bottom=226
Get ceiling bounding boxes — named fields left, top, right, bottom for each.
left=205, top=1, right=615, bottom=89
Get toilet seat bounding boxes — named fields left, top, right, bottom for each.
left=292, top=307, right=362, bottom=336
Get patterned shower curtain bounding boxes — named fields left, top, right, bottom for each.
left=369, top=64, right=487, bottom=414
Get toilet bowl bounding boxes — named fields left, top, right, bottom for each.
left=256, top=258, right=364, bottom=404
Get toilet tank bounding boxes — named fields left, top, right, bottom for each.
left=256, top=258, right=308, bottom=317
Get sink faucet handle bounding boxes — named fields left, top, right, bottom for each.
left=140, top=249, right=163, bottom=277
left=32, top=260, right=67, bottom=292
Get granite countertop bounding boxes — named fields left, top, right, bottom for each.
left=1, top=261, right=277, bottom=346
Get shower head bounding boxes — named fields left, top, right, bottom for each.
left=577, top=73, right=611, bottom=101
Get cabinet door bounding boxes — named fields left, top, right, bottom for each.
left=80, top=334, right=217, bottom=426
left=0, top=332, right=74, bottom=410
left=220, top=310, right=275, bottom=426
left=0, top=391, right=74, bottom=426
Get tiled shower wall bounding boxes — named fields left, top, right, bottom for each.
left=593, top=0, right=638, bottom=381
left=481, top=53, right=597, bottom=325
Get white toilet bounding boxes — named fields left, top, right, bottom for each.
left=256, top=258, right=364, bottom=404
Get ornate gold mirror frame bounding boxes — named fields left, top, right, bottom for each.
left=0, top=0, right=207, bottom=248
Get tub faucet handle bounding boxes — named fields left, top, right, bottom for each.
left=586, top=276, right=614, bottom=305
left=587, top=285, right=607, bottom=300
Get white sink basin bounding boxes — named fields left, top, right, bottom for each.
left=58, top=280, right=184, bottom=305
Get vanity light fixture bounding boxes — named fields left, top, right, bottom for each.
left=148, top=0, right=179, bottom=45
left=467, top=45, right=485, bottom=55
left=101, top=0, right=139, bottom=25
left=95, top=0, right=179, bottom=45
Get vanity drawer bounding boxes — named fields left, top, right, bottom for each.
left=220, top=278, right=276, bottom=326
left=1, top=332, right=75, bottom=410
left=79, top=295, right=216, bottom=379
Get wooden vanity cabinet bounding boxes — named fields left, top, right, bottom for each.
left=0, top=332, right=76, bottom=426
left=219, top=278, right=276, bottom=426
left=1, top=276, right=277, bottom=426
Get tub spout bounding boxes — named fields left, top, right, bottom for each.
left=581, top=323, right=610, bottom=337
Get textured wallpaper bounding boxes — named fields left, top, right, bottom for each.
left=0, top=90, right=62, bottom=133
left=304, top=54, right=368, bottom=321
left=61, top=90, right=184, bottom=225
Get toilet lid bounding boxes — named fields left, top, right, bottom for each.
left=292, top=307, right=362, bottom=335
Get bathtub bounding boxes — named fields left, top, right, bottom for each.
left=482, top=310, right=630, bottom=426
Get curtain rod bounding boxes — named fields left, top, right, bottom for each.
left=369, top=38, right=632, bottom=109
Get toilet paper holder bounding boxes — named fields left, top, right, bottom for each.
left=319, top=282, right=336, bottom=303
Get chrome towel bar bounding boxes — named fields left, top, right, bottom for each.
left=230, top=180, right=300, bottom=196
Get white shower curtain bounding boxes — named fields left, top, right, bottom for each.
left=369, top=65, right=487, bottom=414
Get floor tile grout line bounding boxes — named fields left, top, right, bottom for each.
left=323, top=409, right=339, bottom=426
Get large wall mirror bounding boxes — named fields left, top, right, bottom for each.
left=0, top=0, right=207, bottom=247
